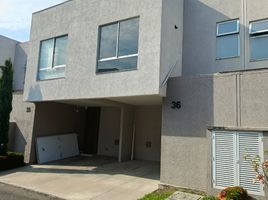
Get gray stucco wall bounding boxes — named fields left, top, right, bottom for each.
left=182, top=0, right=268, bottom=76
left=240, top=71, right=268, bottom=127
left=23, top=0, right=268, bottom=102
left=0, top=35, right=27, bottom=91
left=162, top=69, right=268, bottom=198
left=162, top=75, right=213, bottom=190
left=0, top=35, right=17, bottom=65
left=98, top=107, right=120, bottom=158
left=13, top=42, right=28, bottom=91
left=24, top=0, right=167, bottom=102
left=160, top=0, right=183, bottom=83
left=134, top=106, right=161, bottom=162
left=9, top=93, right=35, bottom=163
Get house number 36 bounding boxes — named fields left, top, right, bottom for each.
left=171, top=101, right=181, bottom=109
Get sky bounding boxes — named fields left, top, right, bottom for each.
left=0, top=0, right=66, bottom=42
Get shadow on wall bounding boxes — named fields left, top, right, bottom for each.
left=160, top=0, right=254, bottom=193
left=182, top=0, right=249, bottom=75
left=161, top=0, right=253, bottom=143
left=162, top=76, right=214, bottom=138
left=28, top=84, right=43, bottom=101
left=13, top=43, right=27, bottom=91
left=162, top=1, right=268, bottom=196
left=8, top=122, right=27, bottom=154
left=162, top=0, right=241, bottom=139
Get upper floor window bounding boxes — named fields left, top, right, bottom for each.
left=38, top=35, right=68, bottom=80
left=216, top=20, right=240, bottom=59
left=97, top=17, right=139, bottom=73
left=250, top=19, right=268, bottom=61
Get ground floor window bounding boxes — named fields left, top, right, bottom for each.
left=212, top=131, right=264, bottom=195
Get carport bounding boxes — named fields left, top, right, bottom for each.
left=29, top=99, right=162, bottom=165
left=4, top=97, right=162, bottom=199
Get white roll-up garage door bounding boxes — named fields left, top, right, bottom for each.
left=36, top=133, right=79, bottom=164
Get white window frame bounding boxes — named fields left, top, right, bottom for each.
left=98, top=53, right=138, bottom=62
left=38, top=35, right=68, bottom=71
left=249, top=19, right=268, bottom=61
left=249, top=19, right=268, bottom=35
left=97, top=17, right=139, bottom=71
left=212, top=131, right=264, bottom=196
left=217, top=19, right=240, bottom=36
left=216, top=19, right=240, bottom=60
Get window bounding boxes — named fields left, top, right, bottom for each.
left=97, top=17, right=139, bottom=73
left=250, top=19, right=268, bottom=61
left=38, top=35, right=68, bottom=80
left=212, top=131, right=264, bottom=195
left=216, top=20, right=240, bottom=59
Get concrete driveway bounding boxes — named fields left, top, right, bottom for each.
left=0, top=156, right=160, bottom=200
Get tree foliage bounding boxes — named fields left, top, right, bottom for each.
left=0, top=59, right=13, bottom=156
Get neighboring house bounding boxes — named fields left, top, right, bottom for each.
left=0, top=35, right=35, bottom=159
left=0, top=35, right=26, bottom=91
left=3, top=0, right=268, bottom=199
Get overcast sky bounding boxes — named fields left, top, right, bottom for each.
left=0, top=0, right=66, bottom=42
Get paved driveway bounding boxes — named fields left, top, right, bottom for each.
left=0, top=156, right=160, bottom=200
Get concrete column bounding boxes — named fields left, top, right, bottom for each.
left=118, top=106, right=134, bottom=162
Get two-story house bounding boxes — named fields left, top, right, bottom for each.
left=4, top=0, right=268, bottom=199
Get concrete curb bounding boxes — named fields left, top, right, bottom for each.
left=166, top=191, right=203, bottom=200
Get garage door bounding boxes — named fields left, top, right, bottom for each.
left=36, top=133, right=79, bottom=164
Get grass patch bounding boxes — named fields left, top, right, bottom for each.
left=138, top=188, right=177, bottom=200
left=201, top=196, right=218, bottom=200
left=0, top=152, right=25, bottom=171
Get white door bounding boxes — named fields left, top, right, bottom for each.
left=36, top=133, right=79, bottom=164
left=36, top=136, right=61, bottom=164
left=212, top=131, right=264, bottom=195
left=59, top=134, right=79, bottom=159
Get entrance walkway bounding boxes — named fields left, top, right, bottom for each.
left=0, top=156, right=160, bottom=200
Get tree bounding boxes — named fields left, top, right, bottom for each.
left=0, top=59, right=13, bottom=156
left=245, top=151, right=268, bottom=187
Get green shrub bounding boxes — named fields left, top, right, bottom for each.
left=202, top=196, right=218, bottom=200
left=0, top=59, right=13, bottom=156
left=218, top=186, right=248, bottom=200
left=138, top=188, right=176, bottom=200
left=0, top=152, right=25, bottom=171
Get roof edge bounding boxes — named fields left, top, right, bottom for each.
left=0, top=35, right=20, bottom=43
left=33, top=0, right=73, bottom=15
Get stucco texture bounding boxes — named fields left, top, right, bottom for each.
left=24, top=0, right=164, bottom=102
left=161, top=69, right=268, bottom=198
